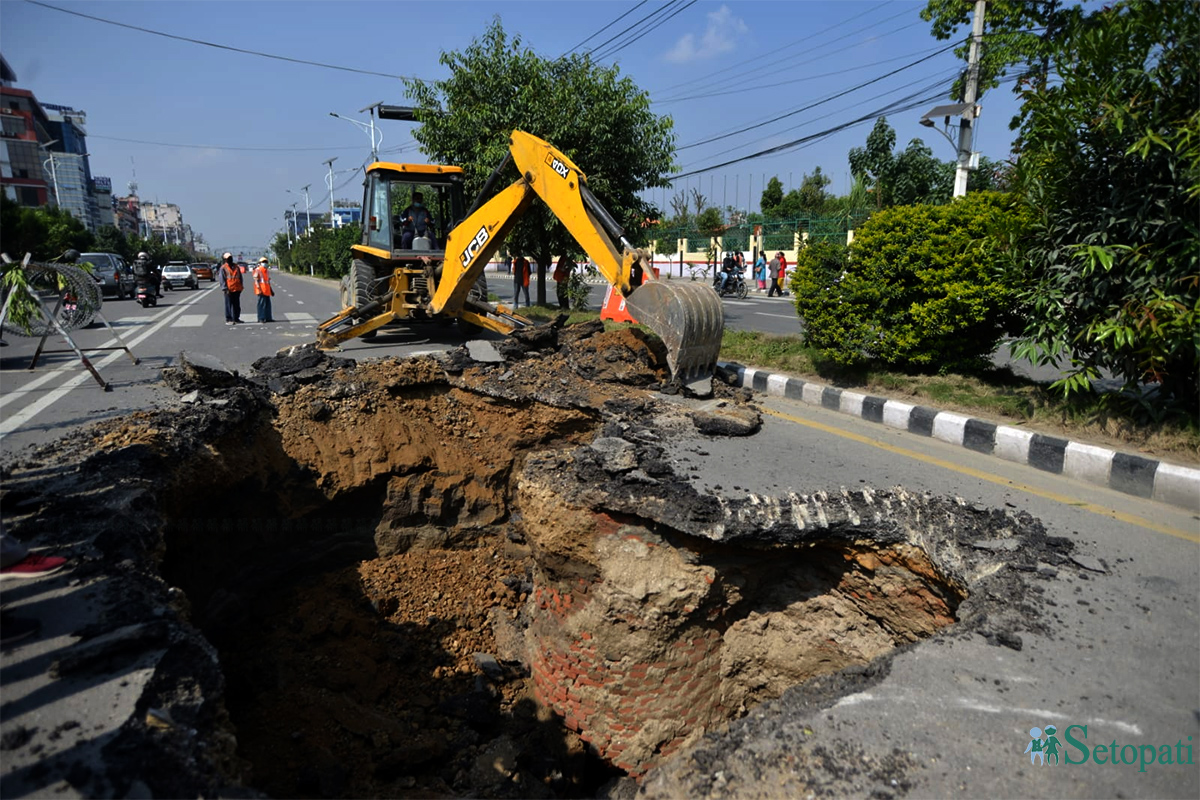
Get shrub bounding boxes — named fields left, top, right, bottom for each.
left=790, top=192, right=1029, bottom=370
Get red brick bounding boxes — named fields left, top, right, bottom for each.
left=579, top=631, right=593, bottom=641
left=565, top=715, right=579, bottom=731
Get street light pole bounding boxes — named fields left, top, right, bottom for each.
left=300, top=184, right=312, bottom=234
left=38, top=138, right=61, bottom=206
left=330, top=109, right=382, bottom=162
left=954, top=0, right=987, bottom=198
left=323, top=157, right=338, bottom=226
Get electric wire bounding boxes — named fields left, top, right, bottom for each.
left=88, top=135, right=369, bottom=152
left=585, top=1, right=683, bottom=58
left=678, top=40, right=959, bottom=151
left=24, top=0, right=421, bottom=80
left=591, top=0, right=699, bottom=61
left=653, top=0, right=916, bottom=99
left=559, top=0, right=649, bottom=58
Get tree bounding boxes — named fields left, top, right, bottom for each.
left=404, top=19, right=675, bottom=304
left=1003, top=0, right=1199, bottom=413
left=921, top=0, right=1085, bottom=107
left=796, top=167, right=832, bottom=217
left=0, top=195, right=94, bottom=260
left=849, top=118, right=952, bottom=208
left=93, top=225, right=131, bottom=260
left=760, top=177, right=785, bottom=218
left=695, top=207, right=724, bottom=236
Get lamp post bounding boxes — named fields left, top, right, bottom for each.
left=329, top=103, right=383, bottom=162
left=38, top=139, right=61, bottom=206
left=323, top=157, right=338, bottom=227
left=288, top=186, right=313, bottom=235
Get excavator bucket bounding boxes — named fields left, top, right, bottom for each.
left=624, top=280, right=724, bottom=396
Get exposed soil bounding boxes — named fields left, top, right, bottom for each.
left=0, top=319, right=1075, bottom=799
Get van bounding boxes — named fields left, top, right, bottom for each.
left=79, top=252, right=136, bottom=299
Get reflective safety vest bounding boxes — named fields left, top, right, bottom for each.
left=253, top=266, right=273, bottom=296
left=222, top=263, right=243, bottom=292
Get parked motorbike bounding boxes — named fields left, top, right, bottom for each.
left=713, top=267, right=749, bottom=299
left=135, top=282, right=157, bottom=308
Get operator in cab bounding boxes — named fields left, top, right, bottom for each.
left=398, top=191, right=435, bottom=249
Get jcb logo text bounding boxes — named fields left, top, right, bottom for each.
left=460, top=226, right=489, bottom=266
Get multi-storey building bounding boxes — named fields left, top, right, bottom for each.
left=92, top=176, right=114, bottom=227
left=42, top=103, right=98, bottom=230
left=113, top=194, right=141, bottom=237
left=0, top=55, right=53, bottom=208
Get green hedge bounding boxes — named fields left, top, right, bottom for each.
left=790, top=192, right=1029, bottom=370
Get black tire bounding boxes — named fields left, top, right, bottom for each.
left=349, top=258, right=378, bottom=339
left=735, top=281, right=748, bottom=300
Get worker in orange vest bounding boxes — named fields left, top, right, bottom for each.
left=253, top=257, right=274, bottom=323
left=219, top=253, right=244, bottom=325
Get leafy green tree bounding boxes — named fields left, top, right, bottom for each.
left=848, top=118, right=896, bottom=208
left=1004, top=0, right=1199, bottom=412
left=792, top=193, right=1030, bottom=370
left=695, top=207, right=724, bottom=236
left=796, top=167, right=832, bottom=217
left=760, top=177, right=785, bottom=218
left=849, top=118, right=953, bottom=208
left=93, top=225, right=131, bottom=259
left=0, top=195, right=95, bottom=260
left=921, top=0, right=1085, bottom=106
left=404, top=20, right=675, bottom=304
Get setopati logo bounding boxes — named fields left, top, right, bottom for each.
left=1023, top=724, right=1194, bottom=773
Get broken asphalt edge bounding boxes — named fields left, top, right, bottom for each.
left=721, top=362, right=1200, bottom=513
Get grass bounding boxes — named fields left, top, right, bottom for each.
left=720, top=330, right=1200, bottom=466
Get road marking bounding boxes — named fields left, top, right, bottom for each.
left=174, top=315, right=207, bottom=327
left=763, top=406, right=1200, bottom=543
left=283, top=312, right=317, bottom=324
left=0, top=291, right=213, bottom=438
left=295, top=300, right=305, bottom=305
left=757, top=312, right=800, bottom=320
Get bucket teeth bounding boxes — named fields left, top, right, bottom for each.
left=624, top=281, right=724, bottom=396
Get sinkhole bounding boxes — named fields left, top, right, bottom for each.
left=3, top=327, right=1063, bottom=799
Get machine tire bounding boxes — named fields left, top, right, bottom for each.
left=349, top=258, right=378, bottom=339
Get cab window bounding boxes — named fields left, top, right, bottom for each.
left=365, top=175, right=392, bottom=251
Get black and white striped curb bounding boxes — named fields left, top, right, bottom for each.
left=723, top=363, right=1200, bottom=513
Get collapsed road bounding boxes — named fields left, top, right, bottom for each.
left=1, top=319, right=1195, bottom=799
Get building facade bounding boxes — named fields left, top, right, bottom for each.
left=42, top=103, right=98, bottom=230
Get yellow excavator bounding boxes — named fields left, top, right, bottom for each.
left=315, top=124, right=724, bottom=393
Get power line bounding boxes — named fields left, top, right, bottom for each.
left=586, top=1, right=682, bottom=58
left=678, top=41, right=959, bottom=151
left=592, top=1, right=699, bottom=61
left=652, top=0, right=910, bottom=98
left=559, top=0, right=649, bottom=58
left=89, top=134, right=368, bottom=152
left=24, top=0, right=422, bottom=80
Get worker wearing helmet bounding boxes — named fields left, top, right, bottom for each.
left=218, top=252, right=244, bottom=324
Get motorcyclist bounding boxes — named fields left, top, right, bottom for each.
left=131, top=252, right=152, bottom=290
left=718, top=253, right=738, bottom=295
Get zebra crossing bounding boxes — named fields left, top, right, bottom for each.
left=109, top=311, right=320, bottom=329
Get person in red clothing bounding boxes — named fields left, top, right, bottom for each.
left=776, top=251, right=789, bottom=296
left=513, top=255, right=531, bottom=308
left=253, top=257, right=275, bottom=323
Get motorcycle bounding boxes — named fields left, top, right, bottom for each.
left=713, top=267, right=749, bottom=299
left=135, top=281, right=157, bottom=308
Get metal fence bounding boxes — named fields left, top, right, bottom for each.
left=654, top=213, right=870, bottom=253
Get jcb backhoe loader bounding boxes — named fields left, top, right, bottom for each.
left=315, top=130, right=724, bottom=393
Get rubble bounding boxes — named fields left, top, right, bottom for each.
left=0, top=321, right=1073, bottom=798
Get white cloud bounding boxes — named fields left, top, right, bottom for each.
left=664, top=5, right=749, bottom=64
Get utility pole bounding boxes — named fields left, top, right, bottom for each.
left=955, top=0, right=986, bottom=198
left=300, top=184, right=312, bottom=235
left=323, top=157, right=338, bottom=226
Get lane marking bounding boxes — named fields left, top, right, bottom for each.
left=295, top=300, right=305, bottom=305
left=283, top=312, right=317, bottom=323
left=763, top=406, right=1200, bottom=543
left=174, top=315, right=206, bottom=328
left=757, top=312, right=801, bottom=320
left=1, top=291, right=214, bottom=437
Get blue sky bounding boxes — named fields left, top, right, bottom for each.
left=1, top=0, right=1028, bottom=254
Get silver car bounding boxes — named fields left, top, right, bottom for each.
left=162, top=263, right=198, bottom=290
left=79, top=252, right=136, bottom=299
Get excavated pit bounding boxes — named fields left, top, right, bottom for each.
left=0, top=321, right=1072, bottom=799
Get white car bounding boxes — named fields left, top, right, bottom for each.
left=162, top=263, right=198, bottom=290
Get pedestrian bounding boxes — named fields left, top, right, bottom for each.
left=513, top=254, right=531, bottom=308
left=777, top=251, right=789, bottom=295
left=554, top=253, right=576, bottom=310
left=218, top=252, right=244, bottom=324
left=767, top=253, right=783, bottom=297
left=253, top=257, right=274, bottom=323
left=754, top=251, right=767, bottom=292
